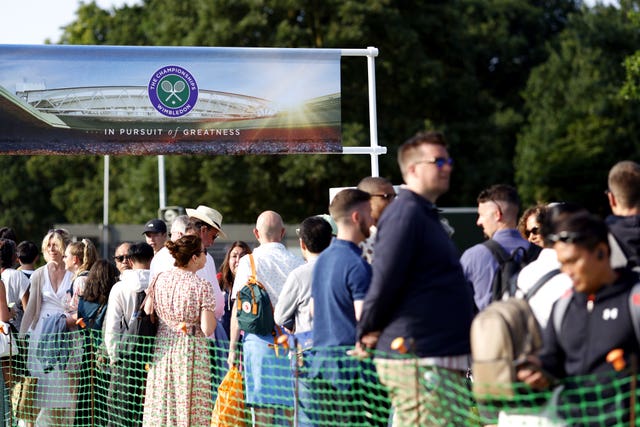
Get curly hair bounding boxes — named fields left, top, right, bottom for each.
left=517, top=204, right=546, bottom=240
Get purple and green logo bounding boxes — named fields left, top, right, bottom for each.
left=148, top=65, right=198, bottom=117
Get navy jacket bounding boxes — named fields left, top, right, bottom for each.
left=357, top=188, right=475, bottom=357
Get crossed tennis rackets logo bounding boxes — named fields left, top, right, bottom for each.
left=159, top=78, right=187, bottom=105
left=148, top=65, right=199, bottom=117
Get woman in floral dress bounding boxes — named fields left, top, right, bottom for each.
left=142, top=235, right=216, bottom=427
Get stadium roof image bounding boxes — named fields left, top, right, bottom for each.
left=17, top=85, right=278, bottom=125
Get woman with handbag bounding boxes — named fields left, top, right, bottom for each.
left=142, top=235, right=216, bottom=426
left=19, top=229, right=79, bottom=427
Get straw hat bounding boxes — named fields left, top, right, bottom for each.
left=185, top=205, right=226, bottom=238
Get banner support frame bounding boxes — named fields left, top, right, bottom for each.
left=339, top=47, right=385, bottom=178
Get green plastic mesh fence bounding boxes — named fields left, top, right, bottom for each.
left=2, top=329, right=639, bottom=426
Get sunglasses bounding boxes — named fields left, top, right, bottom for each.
left=113, top=255, right=129, bottom=263
left=548, top=231, right=586, bottom=244
left=370, top=193, right=396, bottom=201
left=525, top=227, right=540, bottom=238
left=414, top=157, right=454, bottom=169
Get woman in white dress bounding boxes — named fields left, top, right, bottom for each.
left=19, top=229, right=79, bottom=426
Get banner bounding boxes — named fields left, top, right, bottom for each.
left=0, top=45, right=342, bottom=155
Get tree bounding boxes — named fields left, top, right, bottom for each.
left=516, top=3, right=640, bottom=214
left=26, top=0, right=580, bottom=230
left=620, top=3, right=640, bottom=101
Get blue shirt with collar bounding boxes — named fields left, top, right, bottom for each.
left=311, top=238, right=371, bottom=385
left=312, top=238, right=371, bottom=348
left=460, top=228, right=531, bottom=311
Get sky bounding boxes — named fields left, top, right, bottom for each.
left=0, top=1, right=141, bottom=45
left=0, top=0, right=621, bottom=45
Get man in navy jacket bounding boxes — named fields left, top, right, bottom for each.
left=357, top=131, right=475, bottom=427
left=518, top=213, right=640, bottom=425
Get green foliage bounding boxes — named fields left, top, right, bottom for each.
left=516, top=4, right=640, bottom=214
left=0, top=157, right=63, bottom=243
left=620, top=7, right=640, bottom=101
left=4, top=0, right=589, bottom=234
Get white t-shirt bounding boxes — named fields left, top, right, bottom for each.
left=1, top=268, right=29, bottom=329
left=516, top=248, right=573, bottom=329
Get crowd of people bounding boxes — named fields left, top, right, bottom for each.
left=0, top=130, right=637, bottom=426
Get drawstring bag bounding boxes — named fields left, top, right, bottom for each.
left=211, top=366, right=246, bottom=427
left=12, top=375, right=38, bottom=422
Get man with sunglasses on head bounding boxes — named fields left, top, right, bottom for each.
left=460, top=184, right=536, bottom=311
left=357, top=176, right=396, bottom=264
left=357, top=131, right=475, bottom=426
left=517, top=213, right=640, bottom=426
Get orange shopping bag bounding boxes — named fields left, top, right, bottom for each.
left=211, top=366, right=246, bottom=427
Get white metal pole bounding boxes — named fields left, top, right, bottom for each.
left=102, top=155, right=110, bottom=259
left=366, top=46, right=380, bottom=177
left=339, top=47, right=386, bottom=175
left=158, top=155, right=166, bottom=211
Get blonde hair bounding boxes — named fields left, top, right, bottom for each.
left=67, top=238, right=98, bottom=276
left=41, top=229, right=71, bottom=263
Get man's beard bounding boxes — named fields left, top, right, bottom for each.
left=359, top=217, right=371, bottom=239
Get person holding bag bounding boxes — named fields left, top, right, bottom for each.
left=142, top=235, right=216, bottom=426
left=19, top=229, right=78, bottom=427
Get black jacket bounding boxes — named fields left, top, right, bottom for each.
left=541, top=268, right=640, bottom=378
left=606, top=214, right=640, bottom=268
left=541, top=268, right=640, bottom=426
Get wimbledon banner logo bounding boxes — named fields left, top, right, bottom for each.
left=148, top=65, right=198, bottom=117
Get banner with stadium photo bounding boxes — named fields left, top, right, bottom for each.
left=0, top=45, right=342, bottom=155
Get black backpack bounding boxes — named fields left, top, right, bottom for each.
left=116, top=290, right=158, bottom=364
left=483, top=240, right=542, bottom=302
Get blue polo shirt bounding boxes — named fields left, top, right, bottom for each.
left=311, top=239, right=371, bottom=385
left=312, top=239, right=371, bottom=348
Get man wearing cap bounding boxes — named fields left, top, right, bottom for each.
left=142, top=219, right=167, bottom=254
left=148, top=215, right=188, bottom=280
